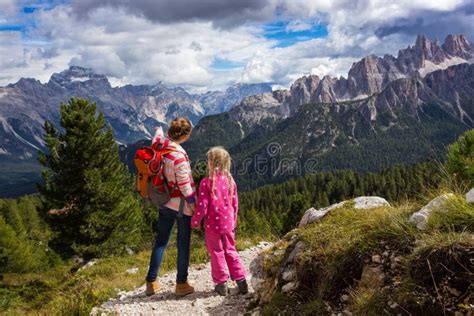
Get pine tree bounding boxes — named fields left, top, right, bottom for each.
left=38, top=97, right=144, bottom=258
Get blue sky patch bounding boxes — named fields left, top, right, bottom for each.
left=211, top=57, right=245, bottom=71
left=23, top=6, right=36, bottom=13
left=0, top=25, right=24, bottom=32
left=263, top=20, right=328, bottom=48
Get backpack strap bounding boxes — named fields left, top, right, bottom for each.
left=158, top=148, right=188, bottom=217
left=177, top=196, right=185, bottom=218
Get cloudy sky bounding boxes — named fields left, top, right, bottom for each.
left=0, top=0, right=472, bottom=92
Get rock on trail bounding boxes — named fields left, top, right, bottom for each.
left=91, top=242, right=272, bottom=315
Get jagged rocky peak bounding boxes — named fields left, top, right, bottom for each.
left=347, top=54, right=387, bottom=97
left=49, top=65, right=110, bottom=87
left=8, top=77, right=43, bottom=89
left=316, top=75, right=338, bottom=103
left=442, top=34, right=472, bottom=59
left=290, top=75, right=320, bottom=105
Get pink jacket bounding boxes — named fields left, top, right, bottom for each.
left=191, top=173, right=238, bottom=234
left=152, top=127, right=196, bottom=215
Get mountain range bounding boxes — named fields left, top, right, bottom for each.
left=0, top=67, right=271, bottom=162
left=0, top=69, right=270, bottom=196
left=1, top=34, right=473, bottom=196
left=182, top=34, right=473, bottom=189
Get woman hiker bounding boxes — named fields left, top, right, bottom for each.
left=145, top=117, right=197, bottom=297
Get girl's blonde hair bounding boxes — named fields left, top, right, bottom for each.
left=207, top=146, right=233, bottom=198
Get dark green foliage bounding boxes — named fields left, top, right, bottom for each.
left=283, top=193, right=310, bottom=232
left=182, top=99, right=469, bottom=190
left=0, top=196, right=59, bottom=273
left=184, top=112, right=247, bottom=160
left=37, top=98, right=145, bottom=258
left=238, top=163, right=441, bottom=236
left=445, top=129, right=474, bottom=187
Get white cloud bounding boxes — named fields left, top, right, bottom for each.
left=0, top=0, right=471, bottom=91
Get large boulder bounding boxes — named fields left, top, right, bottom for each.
left=409, top=194, right=454, bottom=230
left=466, top=188, right=474, bottom=203
left=299, top=196, right=391, bottom=227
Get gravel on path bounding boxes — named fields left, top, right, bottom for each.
left=91, top=242, right=272, bottom=315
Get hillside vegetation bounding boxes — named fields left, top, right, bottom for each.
left=251, top=130, right=473, bottom=315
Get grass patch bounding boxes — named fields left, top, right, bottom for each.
left=261, top=291, right=296, bottom=316
left=259, top=195, right=473, bottom=315
left=1, top=233, right=215, bottom=315
left=298, top=204, right=414, bottom=260
left=296, top=204, right=418, bottom=298
left=428, top=194, right=474, bottom=232
left=349, top=286, right=386, bottom=316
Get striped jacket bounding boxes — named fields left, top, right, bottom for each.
left=152, top=127, right=196, bottom=216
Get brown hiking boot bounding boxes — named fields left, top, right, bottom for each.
left=145, top=281, right=160, bottom=296
left=175, top=281, right=195, bottom=297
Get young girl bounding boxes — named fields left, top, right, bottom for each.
left=191, top=147, right=248, bottom=296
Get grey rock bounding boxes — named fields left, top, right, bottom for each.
left=281, top=268, right=297, bottom=282
left=125, top=247, right=134, bottom=255
left=409, top=194, right=454, bottom=230
left=299, top=202, right=345, bottom=227
left=249, top=254, right=266, bottom=294
left=78, top=259, right=98, bottom=271
left=466, top=188, right=474, bottom=203
left=299, top=196, right=391, bottom=227
left=371, top=254, right=382, bottom=264
left=353, top=196, right=391, bottom=209
left=281, top=281, right=298, bottom=293
left=286, top=241, right=306, bottom=264
left=126, top=267, right=139, bottom=274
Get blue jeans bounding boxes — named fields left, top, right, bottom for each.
left=146, top=206, right=191, bottom=283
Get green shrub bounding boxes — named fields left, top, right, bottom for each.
left=428, top=194, right=474, bottom=232
left=446, top=129, right=474, bottom=187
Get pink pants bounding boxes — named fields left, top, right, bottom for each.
left=205, top=230, right=247, bottom=284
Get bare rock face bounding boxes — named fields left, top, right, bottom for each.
left=299, top=197, right=391, bottom=227
left=224, top=34, right=474, bottom=142
left=290, top=75, right=320, bottom=105
left=347, top=54, right=389, bottom=98
left=250, top=242, right=285, bottom=303
left=442, top=34, right=472, bottom=59
left=409, top=194, right=454, bottom=230
left=230, top=91, right=289, bottom=125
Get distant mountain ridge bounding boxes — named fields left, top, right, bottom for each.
left=182, top=34, right=474, bottom=188
left=0, top=67, right=271, bottom=161
left=231, top=34, right=473, bottom=126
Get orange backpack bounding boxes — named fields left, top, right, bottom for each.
left=134, top=147, right=172, bottom=204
